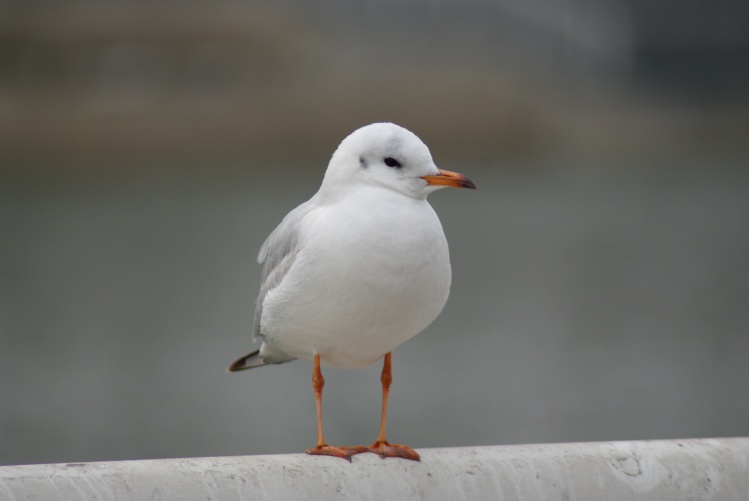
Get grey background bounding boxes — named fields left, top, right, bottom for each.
left=1, top=1, right=748, bottom=465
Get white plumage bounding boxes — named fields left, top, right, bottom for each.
left=232, top=122, right=474, bottom=370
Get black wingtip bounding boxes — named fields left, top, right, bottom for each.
left=227, top=349, right=264, bottom=372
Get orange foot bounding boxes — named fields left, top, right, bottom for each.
left=306, top=445, right=368, bottom=462
left=368, top=441, right=420, bottom=461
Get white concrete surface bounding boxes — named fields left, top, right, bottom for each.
left=1, top=438, right=748, bottom=500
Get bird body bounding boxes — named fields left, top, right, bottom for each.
left=259, top=185, right=451, bottom=368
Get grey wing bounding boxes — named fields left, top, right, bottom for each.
left=253, top=199, right=317, bottom=341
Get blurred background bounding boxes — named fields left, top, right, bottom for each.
left=1, top=0, right=748, bottom=466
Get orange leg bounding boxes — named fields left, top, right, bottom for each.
left=367, top=352, right=420, bottom=461
left=305, top=354, right=367, bottom=461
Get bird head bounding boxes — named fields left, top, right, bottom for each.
left=320, top=123, right=475, bottom=201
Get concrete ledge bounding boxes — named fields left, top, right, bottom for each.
left=1, top=438, right=748, bottom=500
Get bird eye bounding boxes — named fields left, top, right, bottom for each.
left=384, top=157, right=402, bottom=168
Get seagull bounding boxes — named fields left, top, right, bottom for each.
left=229, top=122, right=476, bottom=461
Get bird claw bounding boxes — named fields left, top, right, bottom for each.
left=305, top=442, right=419, bottom=461
left=368, top=441, right=420, bottom=461
left=306, top=445, right=368, bottom=462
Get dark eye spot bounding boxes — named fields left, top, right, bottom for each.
left=384, top=157, right=402, bottom=168
left=359, top=156, right=368, bottom=168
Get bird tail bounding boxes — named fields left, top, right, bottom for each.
left=227, top=350, right=268, bottom=372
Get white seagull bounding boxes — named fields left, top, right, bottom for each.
left=229, top=122, right=476, bottom=461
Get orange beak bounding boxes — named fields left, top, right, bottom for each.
left=421, top=169, right=477, bottom=190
